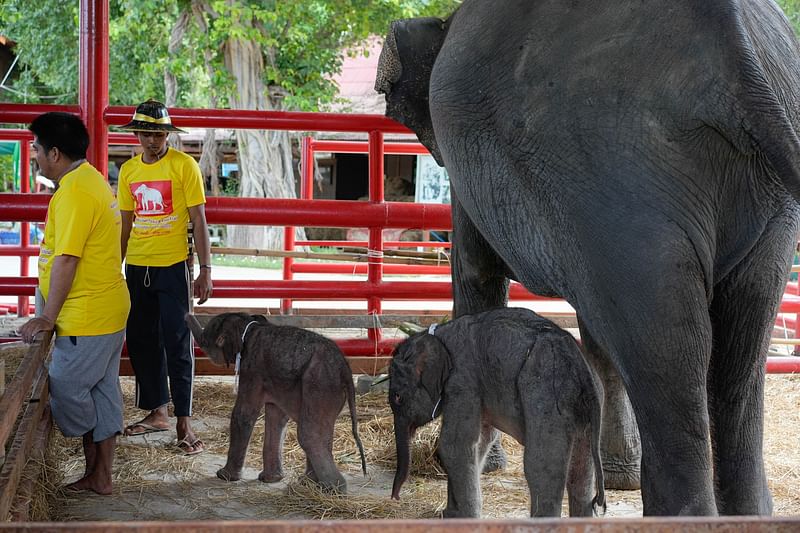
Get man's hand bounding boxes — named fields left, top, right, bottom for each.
left=194, top=268, right=213, bottom=305
left=19, top=316, right=55, bottom=344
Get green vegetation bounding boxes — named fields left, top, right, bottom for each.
left=0, top=0, right=462, bottom=108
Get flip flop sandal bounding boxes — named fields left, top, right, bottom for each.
left=176, top=437, right=204, bottom=456
left=124, top=422, right=169, bottom=436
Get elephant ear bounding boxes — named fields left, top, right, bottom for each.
left=414, top=334, right=452, bottom=401
left=375, top=17, right=448, bottom=165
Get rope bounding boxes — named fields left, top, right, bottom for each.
left=370, top=310, right=382, bottom=376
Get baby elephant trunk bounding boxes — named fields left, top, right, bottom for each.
left=185, top=313, right=204, bottom=342
left=391, top=418, right=413, bottom=500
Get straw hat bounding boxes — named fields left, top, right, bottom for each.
left=119, top=99, right=186, bottom=133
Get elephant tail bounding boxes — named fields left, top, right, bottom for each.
left=590, top=398, right=607, bottom=516
left=588, top=369, right=606, bottom=516
left=345, top=371, right=368, bottom=476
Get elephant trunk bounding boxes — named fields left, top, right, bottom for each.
left=185, top=313, right=205, bottom=344
left=391, top=419, right=413, bottom=500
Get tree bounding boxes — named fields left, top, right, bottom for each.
left=0, top=0, right=462, bottom=249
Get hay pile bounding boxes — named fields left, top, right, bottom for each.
left=15, top=370, right=800, bottom=520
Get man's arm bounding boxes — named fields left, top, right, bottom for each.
left=120, top=210, right=133, bottom=261
left=188, top=204, right=213, bottom=304
left=19, top=254, right=79, bottom=343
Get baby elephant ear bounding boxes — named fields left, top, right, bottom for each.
left=215, top=335, right=226, bottom=349
left=416, top=336, right=451, bottom=400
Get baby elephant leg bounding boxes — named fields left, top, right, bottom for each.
left=259, top=403, right=290, bottom=483
left=524, top=421, right=572, bottom=517
left=219, top=383, right=264, bottom=481
left=438, top=400, right=483, bottom=517
left=565, top=427, right=595, bottom=517
left=298, top=370, right=347, bottom=493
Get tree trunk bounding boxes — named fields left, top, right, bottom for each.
left=164, top=8, right=190, bottom=150
left=222, top=36, right=305, bottom=250
left=193, top=2, right=220, bottom=196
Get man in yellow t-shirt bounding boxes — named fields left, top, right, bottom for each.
left=117, top=100, right=212, bottom=456
left=20, top=112, right=130, bottom=496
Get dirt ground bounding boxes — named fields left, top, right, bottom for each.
left=20, top=370, right=798, bottom=522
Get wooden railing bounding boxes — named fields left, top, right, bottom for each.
left=0, top=332, right=53, bottom=521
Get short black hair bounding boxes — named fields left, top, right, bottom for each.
left=28, top=112, right=90, bottom=161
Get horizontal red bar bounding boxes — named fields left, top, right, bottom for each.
left=310, top=140, right=429, bottom=155
left=0, top=194, right=452, bottom=230
left=0, top=104, right=80, bottom=125
left=766, top=357, right=800, bottom=373
left=106, top=105, right=411, bottom=134
left=0, top=246, right=40, bottom=257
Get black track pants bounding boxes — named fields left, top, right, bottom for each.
left=125, top=261, right=194, bottom=416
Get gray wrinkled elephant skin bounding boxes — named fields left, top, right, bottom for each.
left=389, top=308, right=605, bottom=518
left=186, top=312, right=366, bottom=493
left=377, top=0, right=800, bottom=515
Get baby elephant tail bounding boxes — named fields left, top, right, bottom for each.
left=346, top=372, right=368, bottom=476
left=590, top=386, right=606, bottom=516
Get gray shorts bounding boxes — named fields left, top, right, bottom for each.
left=48, top=329, right=125, bottom=442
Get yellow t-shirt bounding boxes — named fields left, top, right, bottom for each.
left=117, top=148, right=206, bottom=266
left=38, top=163, right=131, bottom=336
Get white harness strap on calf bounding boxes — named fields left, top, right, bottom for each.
left=428, top=322, right=440, bottom=419
left=234, top=320, right=259, bottom=393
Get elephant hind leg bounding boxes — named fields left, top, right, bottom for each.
left=297, top=363, right=348, bottom=493
left=707, top=217, right=797, bottom=515
left=565, top=426, right=595, bottom=517
left=523, top=423, right=571, bottom=517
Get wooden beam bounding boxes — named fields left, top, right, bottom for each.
left=121, top=356, right=393, bottom=377
left=0, top=517, right=797, bottom=532
left=0, top=332, right=52, bottom=454
left=189, top=313, right=579, bottom=330
left=0, top=362, right=48, bottom=520
left=211, top=247, right=447, bottom=266
left=9, top=404, right=51, bottom=522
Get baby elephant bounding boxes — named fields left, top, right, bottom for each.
left=186, top=312, right=366, bottom=493
left=389, top=307, right=605, bottom=518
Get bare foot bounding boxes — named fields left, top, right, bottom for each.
left=65, top=475, right=112, bottom=496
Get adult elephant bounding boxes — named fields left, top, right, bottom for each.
left=375, top=0, right=800, bottom=516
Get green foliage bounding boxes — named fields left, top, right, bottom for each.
left=0, top=0, right=461, bottom=110
left=778, top=0, right=800, bottom=34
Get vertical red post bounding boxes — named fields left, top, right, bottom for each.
left=17, top=141, right=30, bottom=317
left=281, top=227, right=295, bottom=314
left=79, top=0, right=109, bottom=176
left=367, top=131, right=385, bottom=352
left=301, top=136, right=314, bottom=200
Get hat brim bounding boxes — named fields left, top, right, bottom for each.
left=118, top=120, right=187, bottom=134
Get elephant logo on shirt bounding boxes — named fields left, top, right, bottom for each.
left=131, top=181, right=173, bottom=216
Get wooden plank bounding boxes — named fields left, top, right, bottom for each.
left=121, top=356, right=393, bottom=377
left=199, top=307, right=452, bottom=317
left=347, top=356, right=392, bottom=375
left=189, top=313, right=579, bottom=330
left=0, top=362, right=48, bottom=520
left=191, top=313, right=448, bottom=329
left=212, top=247, right=446, bottom=266
left=0, top=332, right=52, bottom=454
left=0, top=517, right=799, bottom=532
left=9, top=404, right=51, bottom=522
